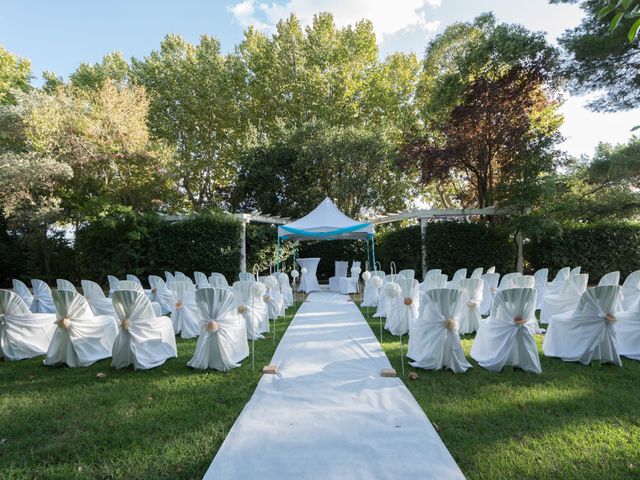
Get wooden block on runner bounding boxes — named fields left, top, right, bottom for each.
left=381, top=368, right=396, bottom=378
left=263, top=364, right=278, bottom=375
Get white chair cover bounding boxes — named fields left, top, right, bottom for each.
left=598, top=271, right=620, bottom=286
left=423, top=269, right=442, bottom=282
left=107, top=275, right=120, bottom=297
left=486, top=266, right=496, bottom=274
left=471, top=287, right=541, bottom=373
left=546, top=267, right=570, bottom=296
left=621, top=270, right=640, bottom=310
left=12, top=279, right=33, bottom=308
left=44, top=290, right=118, bottom=367
left=164, top=271, right=175, bottom=282
left=497, top=272, right=521, bottom=291
left=446, top=269, right=467, bottom=288
left=384, top=278, right=419, bottom=336
left=374, top=274, right=399, bottom=317
left=470, top=268, right=483, bottom=279
left=126, top=274, right=144, bottom=286
left=297, top=258, right=321, bottom=293
left=616, top=301, right=640, bottom=360
left=194, top=271, right=210, bottom=289
left=187, top=288, right=249, bottom=371
left=148, top=275, right=173, bottom=315
left=350, top=262, right=362, bottom=293
left=274, top=272, right=294, bottom=307
left=56, top=278, right=78, bottom=292
left=408, top=288, right=471, bottom=373
left=233, top=280, right=269, bottom=339
left=457, top=278, right=483, bottom=335
left=570, top=266, right=582, bottom=276
left=361, top=271, right=385, bottom=307
left=30, top=279, right=56, bottom=313
left=111, top=290, right=176, bottom=370
left=329, top=261, right=349, bottom=292
left=239, top=272, right=255, bottom=282
left=174, top=271, right=190, bottom=282
left=479, top=272, right=500, bottom=316
left=422, top=273, right=447, bottom=292
left=170, top=280, right=199, bottom=339
left=119, top=280, right=143, bottom=292
left=543, top=285, right=622, bottom=366
left=261, top=275, right=285, bottom=319
left=81, top=280, right=117, bottom=317
left=209, top=273, right=229, bottom=288
left=533, top=269, right=548, bottom=309
left=399, top=269, right=415, bottom=279
left=0, top=289, right=56, bottom=360
left=540, top=274, right=589, bottom=324
left=511, top=275, right=535, bottom=289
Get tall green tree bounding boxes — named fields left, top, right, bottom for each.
left=0, top=45, right=31, bottom=105
left=132, top=35, right=246, bottom=209
left=552, top=0, right=640, bottom=111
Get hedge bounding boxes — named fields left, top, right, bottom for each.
left=526, top=222, right=640, bottom=283
left=297, top=240, right=368, bottom=280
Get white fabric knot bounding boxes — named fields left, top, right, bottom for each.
left=403, top=297, right=414, bottom=306
left=120, top=318, right=129, bottom=330
left=58, top=317, right=71, bottom=329
left=263, top=295, right=271, bottom=304
left=468, top=301, right=478, bottom=309
left=603, top=312, right=617, bottom=323
left=207, top=320, right=220, bottom=333
left=443, top=318, right=458, bottom=331
left=490, top=288, right=496, bottom=293
left=237, top=305, right=247, bottom=314
left=514, top=316, right=527, bottom=326
left=175, top=300, right=183, bottom=310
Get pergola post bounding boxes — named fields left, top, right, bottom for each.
left=240, top=217, right=247, bottom=273
left=420, top=218, right=427, bottom=280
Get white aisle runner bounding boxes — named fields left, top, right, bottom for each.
left=204, top=291, right=465, bottom=479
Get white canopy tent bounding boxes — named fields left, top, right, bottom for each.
left=276, top=197, right=376, bottom=272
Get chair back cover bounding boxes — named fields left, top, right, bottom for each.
left=30, top=279, right=56, bottom=313
left=175, top=271, right=190, bottom=282
left=451, top=269, right=467, bottom=283
left=491, top=287, right=536, bottom=325
left=562, top=273, right=589, bottom=296
left=479, top=272, right=501, bottom=315
left=622, top=270, right=640, bottom=289
left=112, top=289, right=157, bottom=323
left=423, top=288, right=465, bottom=326
left=570, top=266, right=582, bottom=276
left=550, top=267, right=570, bottom=284
left=239, top=272, right=255, bottom=282
left=424, top=269, right=442, bottom=281
left=399, top=269, right=415, bottom=279
left=209, top=273, right=229, bottom=288
left=352, top=261, right=361, bottom=269
left=57, top=279, right=77, bottom=292
left=470, top=268, right=483, bottom=279
left=126, top=274, right=144, bottom=286
left=534, top=268, right=549, bottom=308
left=334, top=261, right=348, bottom=277
left=118, top=280, right=143, bottom=292
left=511, top=275, right=535, bottom=289
left=486, top=266, right=496, bottom=274
left=498, top=272, right=521, bottom=290
left=12, top=279, right=33, bottom=306
left=459, top=278, right=483, bottom=301
left=107, top=275, right=120, bottom=293
left=194, top=271, right=210, bottom=288
left=577, top=285, right=620, bottom=314
left=598, top=271, right=620, bottom=286
left=81, top=280, right=106, bottom=300
left=372, top=270, right=386, bottom=279
left=457, top=278, right=483, bottom=334
left=0, top=289, right=31, bottom=315
left=52, top=290, right=94, bottom=321
left=423, top=274, right=447, bottom=292
left=165, top=271, right=175, bottom=282
left=621, top=270, right=640, bottom=310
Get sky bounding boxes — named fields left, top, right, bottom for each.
left=1, top=0, right=638, bottom=158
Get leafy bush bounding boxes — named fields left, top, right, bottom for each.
left=375, top=225, right=422, bottom=274
left=246, top=223, right=294, bottom=275
left=527, top=221, right=640, bottom=283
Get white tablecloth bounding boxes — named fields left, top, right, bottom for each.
left=297, top=258, right=321, bottom=292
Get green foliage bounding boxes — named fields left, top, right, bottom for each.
left=234, top=123, right=411, bottom=218
left=375, top=225, right=422, bottom=274
left=75, top=212, right=242, bottom=285
left=246, top=223, right=294, bottom=275
left=0, top=45, right=31, bottom=105
left=424, top=222, right=514, bottom=276
left=527, top=221, right=640, bottom=282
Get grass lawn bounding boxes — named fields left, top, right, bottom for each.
left=2, top=297, right=639, bottom=479
left=0, top=302, right=301, bottom=480
left=359, top=305, right=640, bottom=480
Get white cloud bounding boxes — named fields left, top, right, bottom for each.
left=228, top=0, right=441, bottom=43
